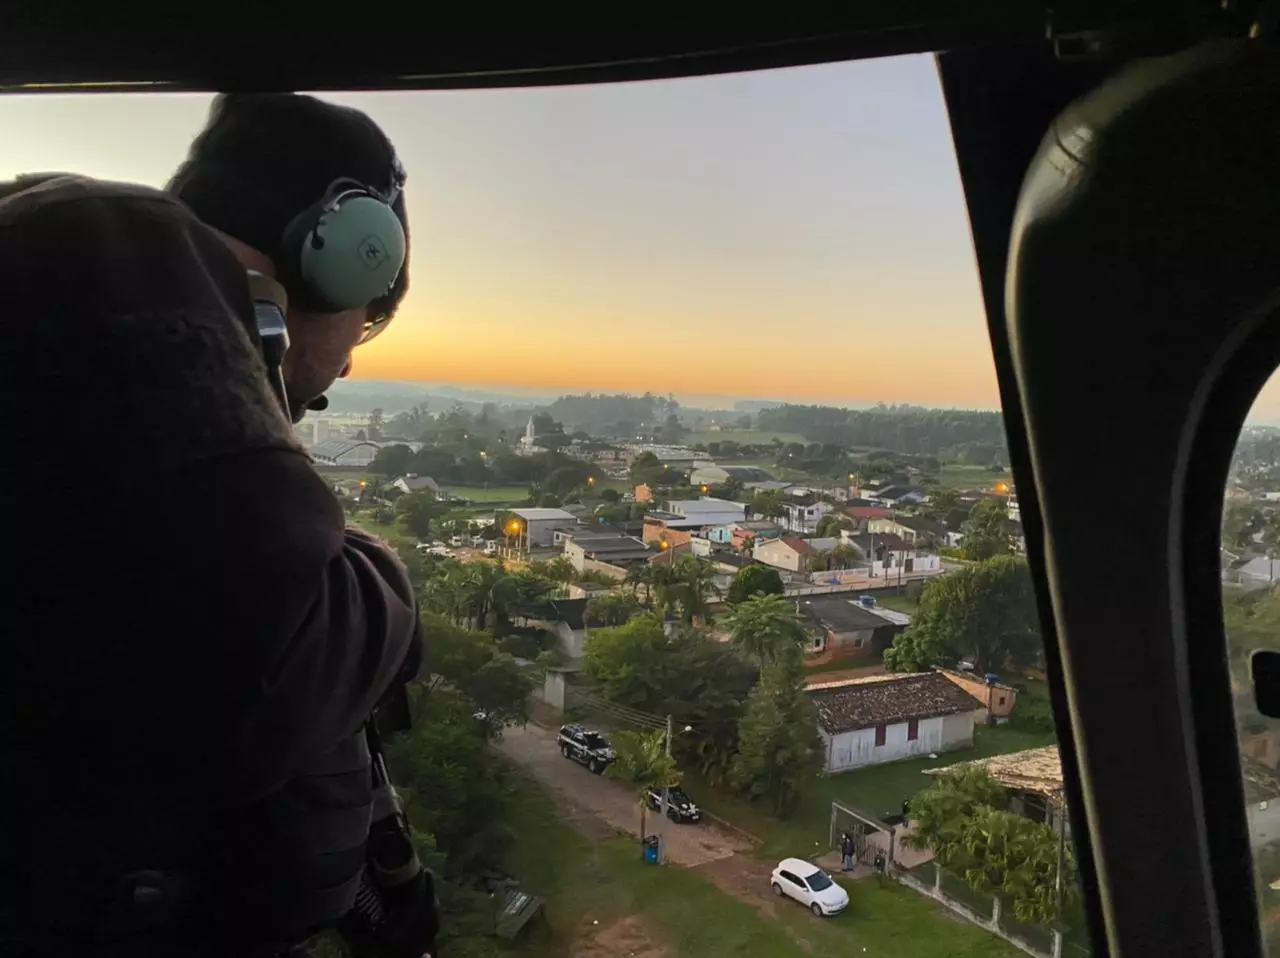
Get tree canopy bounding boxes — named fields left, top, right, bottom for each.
left=883, top=556, right=1041, bottom=674
left=726, top=564, right=785, bottom=604
left=729, top=652, right=824, bottom=817
left=959, top=497, right=1016, bottom=561
left=905, top=769, right=1077, bottom=924
left=723, top=593, right=813, bottom=666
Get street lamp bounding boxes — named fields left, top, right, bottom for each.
left=657, top=717, right=695, bottom=865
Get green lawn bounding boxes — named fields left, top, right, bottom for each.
left=685, top=719, right=1057, bottom=862
left=504, top=768, right=1021, bottom=958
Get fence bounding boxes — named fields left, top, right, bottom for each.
left=900, top=862, right=1091, bottom=958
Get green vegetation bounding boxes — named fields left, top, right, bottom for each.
left=884, top=556, right=1041, bottom=675
left=730, top=652, right=825, bottom=816
left=906, top=769, right=1078, bottom=925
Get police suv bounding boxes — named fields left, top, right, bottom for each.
left=557, top=723, right=616, bottom=774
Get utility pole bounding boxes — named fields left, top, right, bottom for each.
left=659, top=713, right=673, bottom=865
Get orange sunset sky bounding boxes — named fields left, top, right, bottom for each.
left=4, top=54, right=1278, bottom=417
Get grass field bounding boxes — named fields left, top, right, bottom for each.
left=683, top=703, right=1056, bottom=862
left=932, top=464, right=1013, bottom=492
left=503, top=768, right=1021, bottom=958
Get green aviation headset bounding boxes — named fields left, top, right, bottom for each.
left=277, top=155, right=408, bottom=314
left=252, top=158, right=407, bottom=417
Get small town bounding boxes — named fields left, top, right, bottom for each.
left=13, top=35, right=1277, bottom=958
left=283, top=396, right=1100, bottom=958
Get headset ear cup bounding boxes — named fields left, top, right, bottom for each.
left=296, top=193, right=406, bottom=313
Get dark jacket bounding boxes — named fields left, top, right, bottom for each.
left=1, top=176, right=422, bottom=956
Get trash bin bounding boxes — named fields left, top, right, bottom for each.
left=642, top=835, right=660, bottom=864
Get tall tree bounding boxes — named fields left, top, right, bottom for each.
left=960, top=497, right=1014, bottom=560
left=729, top=650, right=824, bottom=816
left=723, top=593, right=813, bottom=666
left=395, top=489, right=450, bottom=539
left=726, top=565, right=785, bottom=604
left=814, top=513, right=854, bottom=538
left=604, top=729, right=680, bottom=842
left=883, top=556, right=1041, bottom=674
left=369, top=442, right=416, bottom=477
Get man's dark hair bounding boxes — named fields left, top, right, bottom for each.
left=168, top=93, right=410, bottom=319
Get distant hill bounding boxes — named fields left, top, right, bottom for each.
left=324, top=381, right=548, bottom=415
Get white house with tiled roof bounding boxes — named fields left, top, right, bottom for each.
left=806, top=671, right=985, bottom=773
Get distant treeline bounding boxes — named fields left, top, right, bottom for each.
left=757, top=403, right=1007, bottom=461
left=543, top=392, right=680, bottom=437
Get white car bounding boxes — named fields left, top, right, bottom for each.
left=770, top=858, right=849, bottom=917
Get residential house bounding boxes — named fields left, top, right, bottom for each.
left=841, top=503, right=894, bottom=533
left=560, top=527, right=651, bottom=576
left=780, top=495, right=835, bottom=534
left=866, top=515, right=946, bottom=548
left=505, top=507, right=579, bottom=549
left=667, top=497, right=749, bottom=526
left=807, top=672, right=986, bottom=773
left=730, top=519, right=784, bottom=552
left=392, top=474, right=441, bottom=496
left=754, top=536, right=837, bottom=573
left=924, top=746, right=1070, bottom=835
left=642, top=498, right=747, bottom=546
left=852, top=477, right=911, bottom=500
left=642, top=512, right=701, bottom=548
left=1228, top=554, right=1280, bottom=589
left=877, top=486, right=929, bottom=506
left=843, top=532, right=941, bottom=577
left=797, top=595, right=909, bottom=665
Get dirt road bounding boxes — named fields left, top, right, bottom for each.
left=496, top=722, right=755, bottom=867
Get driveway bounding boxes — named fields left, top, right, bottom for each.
left=496, top=722, right=754, bottom=867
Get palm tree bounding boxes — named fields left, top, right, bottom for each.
left=604, top=729, right=680, bottom=844
left=671, top=555, right=721, bottom=625
left=723, top=593, right=815, bottom=666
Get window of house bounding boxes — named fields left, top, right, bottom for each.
left=907, top=718, right=920, bottom=741
left=809, top=634, right=826, bottom=653
left=852, top=636, right=864, bottom=648
left=874, top=724, right=887, bottom=747
left=997, top=694, right=1007, bottom=706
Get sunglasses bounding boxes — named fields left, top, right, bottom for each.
left=358, top=310, right=393, bottom=345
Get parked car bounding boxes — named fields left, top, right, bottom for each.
left=483, top=541, right=499, bottom=556
left=557, top=723, right=615, bottom=774
left=449, top=535, right=464, bottom=547
left=770, top=858, right=849, bottom=917
left=645, top=786, right=701, bottom=823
